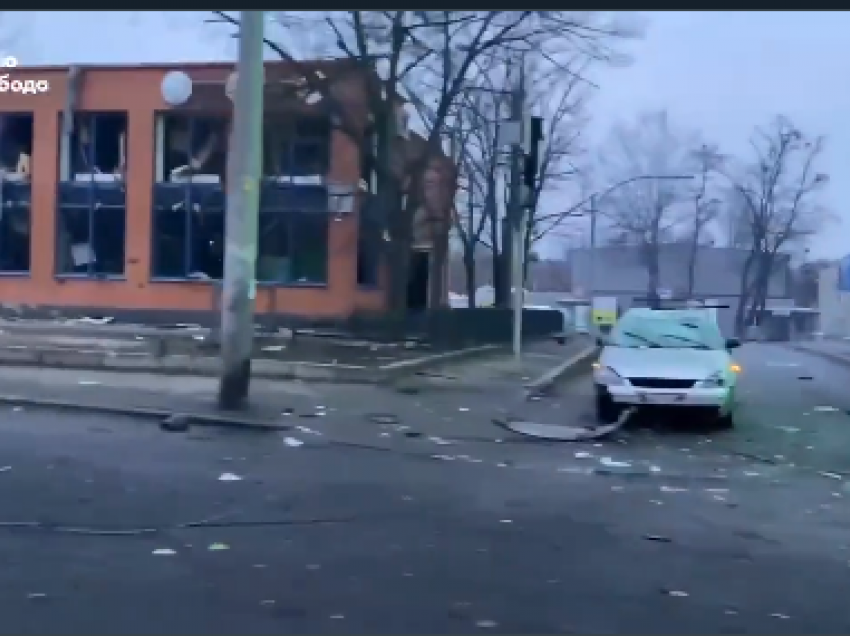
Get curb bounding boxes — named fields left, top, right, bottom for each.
left=789, top=344, right=850, bottom=370
left=0, top=394, right=289, bottom=432
left=376, top=344, right=501, bottom=385
left=524, top=345, right=599, bottom=395
left=0, top=343, right=500, bottom=385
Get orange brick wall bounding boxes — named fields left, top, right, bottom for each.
left=0, top=63, right=385, bottom=318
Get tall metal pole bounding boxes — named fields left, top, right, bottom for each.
left=589, top=193, right=597, bottom=297
left=218, top=11, right=265, bottom=410
left=588, top=193, right=598, bottom=337
left=508, top=59, right=526, bottom=363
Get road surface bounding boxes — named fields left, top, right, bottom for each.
left=0, top=342, right=847, bottom=633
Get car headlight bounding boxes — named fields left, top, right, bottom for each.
left=696, top=371, right=725, bottom=388
left=592, top=363, right=625, bottom=386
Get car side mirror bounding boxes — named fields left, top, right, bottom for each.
left=725, top=338, right=741, bottom=350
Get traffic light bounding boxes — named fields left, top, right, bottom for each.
left=522, top=115, right=544, bottom=191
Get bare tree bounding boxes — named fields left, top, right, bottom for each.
left=211, top=11, right=638, bottom=316
left=519, top=58, right=589, bottom=284
left=446, top=51, right=590, bottom=303
left=684, top=144, right=722, bottom=296
left=595, top=110, right=697, bottom=307
left=445, top=86, right=500, bottom=306
left=722, top=116, right=829, bottom=334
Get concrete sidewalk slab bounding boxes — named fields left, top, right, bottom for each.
left=788, top=341, right=850, bottom=369
left=393, top=337, right=594, bottom=394
left=0, top=334, right=499, bottom=383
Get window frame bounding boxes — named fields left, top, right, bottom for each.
left=0, top=111, right=34, bottom=276
left=256, top=184, right=330, bottom=288
left=151, top=112, right=228, bottom=282
left=263, top=115, right=331, bottom=179
left=55, top=111, right=128, bottom=279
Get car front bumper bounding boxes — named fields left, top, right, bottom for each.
left=599, top=383, right=729, bottom=408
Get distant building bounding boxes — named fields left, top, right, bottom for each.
left=568, top=244, right=793, bottom=335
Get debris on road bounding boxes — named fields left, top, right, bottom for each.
left=814, top=406, right=839, bottom=412
left=494, top=407, right=632, bottom=442
left=207, top=542, right=229, bottom=551
left=282, top=437, right=304, bottom=448
left=643, top=534, right=672, bottom=543
left=160, top=414, right=190, bottom=433
left=599, top=457, right=632, bottom=468
left=369, top=414, right=399, bottom=425
left=776, top=426, right=800, bottom=433
left=152, top=548, right=176, bottom=555
left=218, top=472, right=242, bottom=482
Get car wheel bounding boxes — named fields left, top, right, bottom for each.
left=595, top=392, right=622, bottom=423
left=716, top=409, right=735, bottom=429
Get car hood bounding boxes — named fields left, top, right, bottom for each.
left=600, top=346, right=729, bottom=380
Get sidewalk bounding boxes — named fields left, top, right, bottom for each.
left=0, top=317, right=506, bottom=383
left=0, top=336, right=597, bottom=445
left=788, top=339, right=850, bottom=368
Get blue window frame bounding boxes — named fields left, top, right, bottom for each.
left=56, top=112, right=127, bottom=277
left=151, top=114, right=228, bottom=280
left=0, top=112, right=33, bottom=274
left=257, top=184, right=329, bottom=285
left=263, top=116, right=330, bottom=178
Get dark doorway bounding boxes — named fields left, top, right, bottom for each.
left=407, top=250, right=429, bottom=311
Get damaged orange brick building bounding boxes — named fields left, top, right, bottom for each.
left=0, top=60, right=455, bottom=324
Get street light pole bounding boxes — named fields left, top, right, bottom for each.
left=508, top=61, right=526, bottom=363
left=218, top=10, right=265, bottom=411
left=589, top=193, right=597, bottom=300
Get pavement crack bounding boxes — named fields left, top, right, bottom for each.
left=0, top=515, right=354, bottom=537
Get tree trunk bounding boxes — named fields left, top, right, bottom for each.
left=735, top=252, right=756, bottom=336
left=643, top=241, right=661, bottom=309
left=384, top=180, right=410, bottom=314
left=686, top=239, right=698, bottom=297
left=428, top=226, right=448, bottom=310
left=463, top=251, right=476, bottom=309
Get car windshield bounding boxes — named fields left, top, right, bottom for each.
left=608, top=313, right=726, bottom=350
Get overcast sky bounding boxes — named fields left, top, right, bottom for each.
left=13, top=11, right=848, bottom=259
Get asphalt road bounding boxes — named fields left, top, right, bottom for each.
left=0, top=342, right=849, bottom=633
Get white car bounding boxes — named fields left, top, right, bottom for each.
left=592, top=308, right=741, bottom=427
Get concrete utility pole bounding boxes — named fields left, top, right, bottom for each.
left=218, top=11, right=265, bottom=411
left=507, top=60, right=526, bottom=363
left=588, top=193, right=597, bottom=299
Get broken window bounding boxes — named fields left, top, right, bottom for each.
left=256, top=186, right=328, bottom=285
left=263, top=116, right=330, bottom=182
left=152, top=114, right=228, bottom=280
left=0, top=113, right=33, bottom=273
left=56, top=112, right=127, bottom=276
